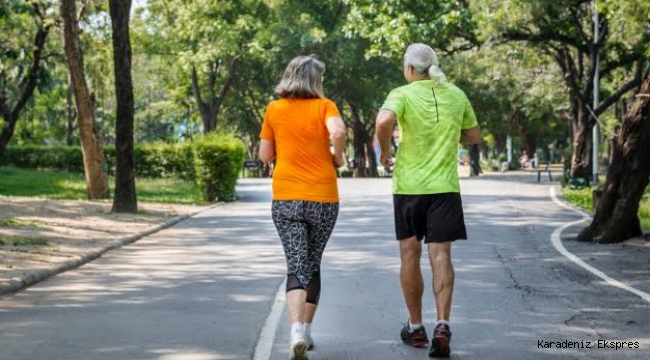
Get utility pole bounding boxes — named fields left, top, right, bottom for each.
left=592, top=0, right=600, bottom=184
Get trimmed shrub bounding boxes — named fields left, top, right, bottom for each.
left=4, top=143, right=195, bottom=180
left=3, top=137, right=246, bottom=203
left=132, top=142, right=195, bottom=180
left=193, top=133, right=245, bottom=203
left=2, top=145, right=84, bottom=173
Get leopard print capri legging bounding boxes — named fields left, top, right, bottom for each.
left=272, top=200, right=339, bottom=304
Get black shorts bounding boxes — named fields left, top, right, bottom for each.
left=393, top=193, right=467, bottom=243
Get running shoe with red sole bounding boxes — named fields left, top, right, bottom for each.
left=429, top=324, right=452, bottom=358
left=400, top=322, right=429, bottom=348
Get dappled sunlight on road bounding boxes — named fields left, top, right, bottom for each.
left=0, top=187, right=284, bottom=360
left=2, top=175, right=649, bottom=360
left=151, top=348, right=238, bottom=360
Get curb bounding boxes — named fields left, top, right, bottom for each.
left=0, top=204, right=218, bottom=296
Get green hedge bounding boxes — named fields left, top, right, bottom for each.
left=3, top=143, right=195, bottom=180
left=2, top=134, right=245, bottom=203
left=2, top=145, right=85, bottom=173
left=193, top=133, right=245, bottom=202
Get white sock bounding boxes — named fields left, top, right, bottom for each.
left=291, top=322, right=304, bottom=335
left=409, top=321, right=423, bottom=332
left=303, top=323, right=311, bottom=336
left=436, top=320, right=450, bottom=328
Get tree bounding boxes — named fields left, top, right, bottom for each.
left=343, top=0, right=481, bottom=176
left=344, top=0, right=477, bottom=60
left=475, top=0, right=649, bottom=179
left=446, top=46, right=569, bottom=166
left=0, top=0, right=51, bottom=158
left=578, top=68, right=650, bottom=243
left=60, top=0, right=110, bottom=199
left=109, top=0, right=137, bottom=213
left=142, top=0, right=268, bottom=133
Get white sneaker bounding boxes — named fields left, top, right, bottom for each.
left=290, top=332, right=308, bottom=360
left=303, top=333, right=314, bottom=350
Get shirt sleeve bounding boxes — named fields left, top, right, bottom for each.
left=323, top=99, right=341, bottom=123
left=461, top=97, right=478, bottom=130
left=260, top=103, right=274, bottom=141
left=381, top=88, right=405, bottom=120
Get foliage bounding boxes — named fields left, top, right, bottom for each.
left=344, top=0, right=477, bottom=59
left=472, top=0, right=650, bottom=177
left=192, top=133, right=245, bottom=202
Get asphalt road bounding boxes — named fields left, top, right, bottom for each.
left=0, top=174, right=648, bottom=360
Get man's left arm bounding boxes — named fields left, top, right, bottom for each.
left=460, top=126, right=482, bottom=144
left=460, top=96, right=481, bottom=144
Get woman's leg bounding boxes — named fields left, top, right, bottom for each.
left=303, top=202, right=339, bottom=324
left=272, top=201, right=311, bottom=314
left=272, top=201, right=311, bottom=358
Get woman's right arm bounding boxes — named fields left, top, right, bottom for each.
left=326, top=116, right=346, bottom=167
left=259, top=139, right=276, bottom=163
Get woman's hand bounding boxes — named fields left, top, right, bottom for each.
left=333, top=154, right=345, bottom=168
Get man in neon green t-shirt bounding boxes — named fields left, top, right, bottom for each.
left=376, top=43, right=481, bottom=358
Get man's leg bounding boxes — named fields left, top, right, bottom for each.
left=399, top=236, right=424, bottom=324
left=427, top=242, right=454, bottom=321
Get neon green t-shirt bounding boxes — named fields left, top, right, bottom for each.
left=381, top=80, right=478, bottom=195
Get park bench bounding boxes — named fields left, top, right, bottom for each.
left=534, top=162, right=565, bottom=182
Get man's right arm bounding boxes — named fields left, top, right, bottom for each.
left=460, top=126, right=481, bottom=145
left=376, top=109, right=397, bottom=166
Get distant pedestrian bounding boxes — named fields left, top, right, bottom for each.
left=259, top=55, right=346, bottom=360
left=375, top=43, right=481, bottom=358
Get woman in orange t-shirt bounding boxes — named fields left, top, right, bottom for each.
left=259, top=55, right=346, bottom=360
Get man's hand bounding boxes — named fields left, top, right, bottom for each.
left=380, top=152, right=394, bottom=167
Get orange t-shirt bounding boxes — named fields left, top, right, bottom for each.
left=260, top=98, right=340, bottom=202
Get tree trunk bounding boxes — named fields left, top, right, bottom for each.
left=66, top=76, right=77, bottom=146
left=578, top=70, right=650, bottom=243
left=524, top=133, right=537, bottom=158
left=494, top=133, right=507, bottom=155
left=365, top=138, right=378, bottom=177
left=350, top=105, right=374, bottom=177
left=0, top=114, right=17, bottom=159
left=352, top=125, right=369, bottom=177
left=109, top=0, right=137, bottom=213
left=190, top=59, right=238, bottom=133
left=60, top=0, right=109, bottom=199
left=469, top=144, right=481, bottom=176
left=0, top=6, right=49, bottom=160
left=570, top=103, right=593, bottom=180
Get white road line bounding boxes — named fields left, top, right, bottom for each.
left=253, top=278, right=287, bottom=360
left=549, top=187, right=650, bottom=303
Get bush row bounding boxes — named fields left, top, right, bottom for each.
left=2, top=135, right=245, bottom=202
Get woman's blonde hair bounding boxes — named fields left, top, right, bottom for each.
left=275, top=55, right=325, bottom=99
left=404, top=43, right=447, bottom=84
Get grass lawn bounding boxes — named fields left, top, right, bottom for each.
left=0, top=167, right=204, bottom=204
left=563, top=184, right=650, bottom=231
left=0, top=235, right=48, bottom=246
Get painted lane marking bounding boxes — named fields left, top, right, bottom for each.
left=549, top=187, right=650, bottom=303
